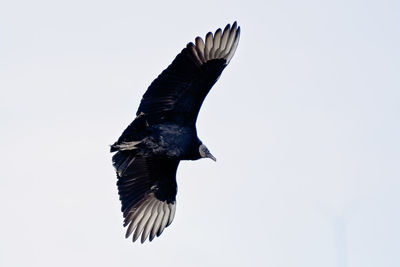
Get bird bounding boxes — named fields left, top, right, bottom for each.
left=110, top=22, right=240, bottom=243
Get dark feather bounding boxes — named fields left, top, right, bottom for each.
left=115, top=155, right=179, bottom=212
left=136, top=46, right=227, bottom=126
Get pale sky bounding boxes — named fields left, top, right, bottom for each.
left=1, top=0, right=399, bottom=266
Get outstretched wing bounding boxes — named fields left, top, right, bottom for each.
left=137, top=22, right=241, bottom=126
left=112, top=152, right=179, bottom=243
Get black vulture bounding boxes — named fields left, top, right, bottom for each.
left=111, top=22, right=241, bottom=243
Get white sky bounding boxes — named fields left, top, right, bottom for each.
left=1, top=0, right=399, bottom=266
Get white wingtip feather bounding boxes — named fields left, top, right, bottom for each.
left=226, top=27, right=241, bottom=62
left=125, top=197, right=152, bottom=238
left=195, top=37, right=206, bottom=62
left=167, top=203, right=176, bottom=226
left=191, top=22, right=240, bottom=65
left=141, top=201, right=160, bottom=243
left=218, top=23, right=231, bottom=55
left=123, top=194, right=177, bottom=243
left=132, top=199, right=156, bottom=242
left=157, top=203, right=171, bottom=237
left=222, top=22, right=237, bottom=59
left=204, top=32, right=213, bottom=61
left=149, top=203, right=165, bottom=241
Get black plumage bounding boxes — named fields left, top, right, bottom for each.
left=111, top=22, right=240, bottom=243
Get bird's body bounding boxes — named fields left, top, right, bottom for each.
left=111, top=22, right=240, bottom=243
left=113, top=121, right=201, bottom=160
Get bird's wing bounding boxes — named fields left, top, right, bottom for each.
left=112, top=152, right=179, bottom=243
left=136, top=22, right=240, bottom=126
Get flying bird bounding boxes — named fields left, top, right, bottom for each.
left=111, top=22, right=240, bottom=243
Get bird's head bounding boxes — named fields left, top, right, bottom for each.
left=199, top=144, right=216, bottom=161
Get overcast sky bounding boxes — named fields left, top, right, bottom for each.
left=1, top=0, right=399, bottom=266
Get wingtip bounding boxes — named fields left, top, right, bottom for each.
left=190, top=22, right=240, bottom=65
left=232, top=21, right=237, bottom=29
left=224, top=23, right=231, bottom=32
left=122, top=196, right=176, bottom=244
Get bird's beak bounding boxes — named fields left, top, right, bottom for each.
left=206, top=152, right=217, bottom=162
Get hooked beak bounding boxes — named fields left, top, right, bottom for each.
left=206, top=152, right=217, bottom=162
